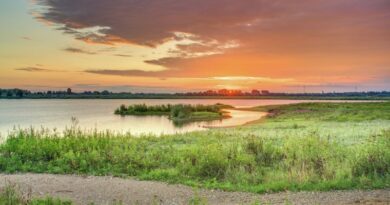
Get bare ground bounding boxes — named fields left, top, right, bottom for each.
left=0, top=174, right=389, bottom=205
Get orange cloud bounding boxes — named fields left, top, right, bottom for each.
left=26, top=0, right=390, bottom=91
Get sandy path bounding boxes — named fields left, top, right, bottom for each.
left=0, top=174, right=389, bottom=205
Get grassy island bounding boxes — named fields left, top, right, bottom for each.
left=114, top=103, right=233, bottom=123
left=0, top=102, right=389, bottom=194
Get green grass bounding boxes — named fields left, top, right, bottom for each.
left=249, top=102, right=390, bottom=122
left=0, top=102, right=389, bottom=194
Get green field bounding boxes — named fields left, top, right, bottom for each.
left=0, top=102, right=389, bottom=193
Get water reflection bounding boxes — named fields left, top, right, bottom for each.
left=0, top=99, right=366, bottom=136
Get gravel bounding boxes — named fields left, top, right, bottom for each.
left=0, top=174, right=389, bottom=205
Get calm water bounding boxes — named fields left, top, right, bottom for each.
left=0, top=99, right=364, bottom=136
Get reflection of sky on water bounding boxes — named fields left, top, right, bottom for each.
left=0, top=99, right=366, bottom=136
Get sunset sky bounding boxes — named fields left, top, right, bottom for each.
left=0, top=0, right=389, bottom=93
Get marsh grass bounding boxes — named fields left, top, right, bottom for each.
left=0, top=102, right=389, bottom=193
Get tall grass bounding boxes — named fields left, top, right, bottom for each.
left=0, top=127, right=388, bottom=193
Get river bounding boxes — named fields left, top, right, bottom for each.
left=0, top=99, right=365, bottom=136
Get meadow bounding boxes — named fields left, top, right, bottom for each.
left=0, top=102, right=389, bottom=194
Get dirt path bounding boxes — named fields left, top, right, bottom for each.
left=0, top=174, right=388, bottom=205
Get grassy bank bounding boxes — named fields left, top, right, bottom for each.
left=0, top=102, right=389, bottom=193
left=115, top=103, right=232, bottom=123
left=249, top=102, right=390, bottom=121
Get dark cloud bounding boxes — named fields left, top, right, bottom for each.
left=85, top=69, right=172, bottom=77
left=15, top=67, right=65, bottom=72
left=20, top=36, right=32, bottom=41
left=15, top=67, right=52, bottom=72
left=63, top=47, right=96, bottom=55
left=34, top=0, right=390, bottom=82
left=72, top=84, right=184, bottom=93
left=114, top=54, right=132, bottom=58
left=35, top=0, right=271, bottom=46
left=34, top=0, right=390, bottom=48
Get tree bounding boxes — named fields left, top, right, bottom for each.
left=67, top=88, right=72, bottom=95
left=251, top=89, right=260, bottom=96
left=16, top=89, right=24, bottom=98
left=261, top=90, right=270, bottom=95
left=7, top=90, right=13, bottom=97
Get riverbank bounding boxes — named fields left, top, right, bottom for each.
left=1, top=174, right=389, bottom=205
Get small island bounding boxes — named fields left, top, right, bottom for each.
left=115, top=103, right=233, bottom=123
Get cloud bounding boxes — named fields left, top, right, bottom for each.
left=20, top=36, right=32, bottom=41
left=34, top=0, right=265, bottom=46
left=212, top=76, right=293, bottom=83
left=15, top=67, right=52, bottom=72
left=286, top=83, right=355, bottom=89
left=114, top=54, right=132, bottom=58
left=63, top=47, right=96, bottom=55
left=34, top=0, right=390, bottom=48
left=15, top=67, right=64, bottom=72
left=72, top=84, right=185, bottom=93
left=85, top=69, right=171, bottom=77
left=84, top=69, right=295, bottom=85
left=33, top=0, right=390, bottom=82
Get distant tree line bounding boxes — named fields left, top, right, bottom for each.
left=0, top=88, right=389, bottom=100
left=176, top=89, right=270, bottom=96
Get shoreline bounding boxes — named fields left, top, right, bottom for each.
left=203, top=109, right=268, bottom=129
